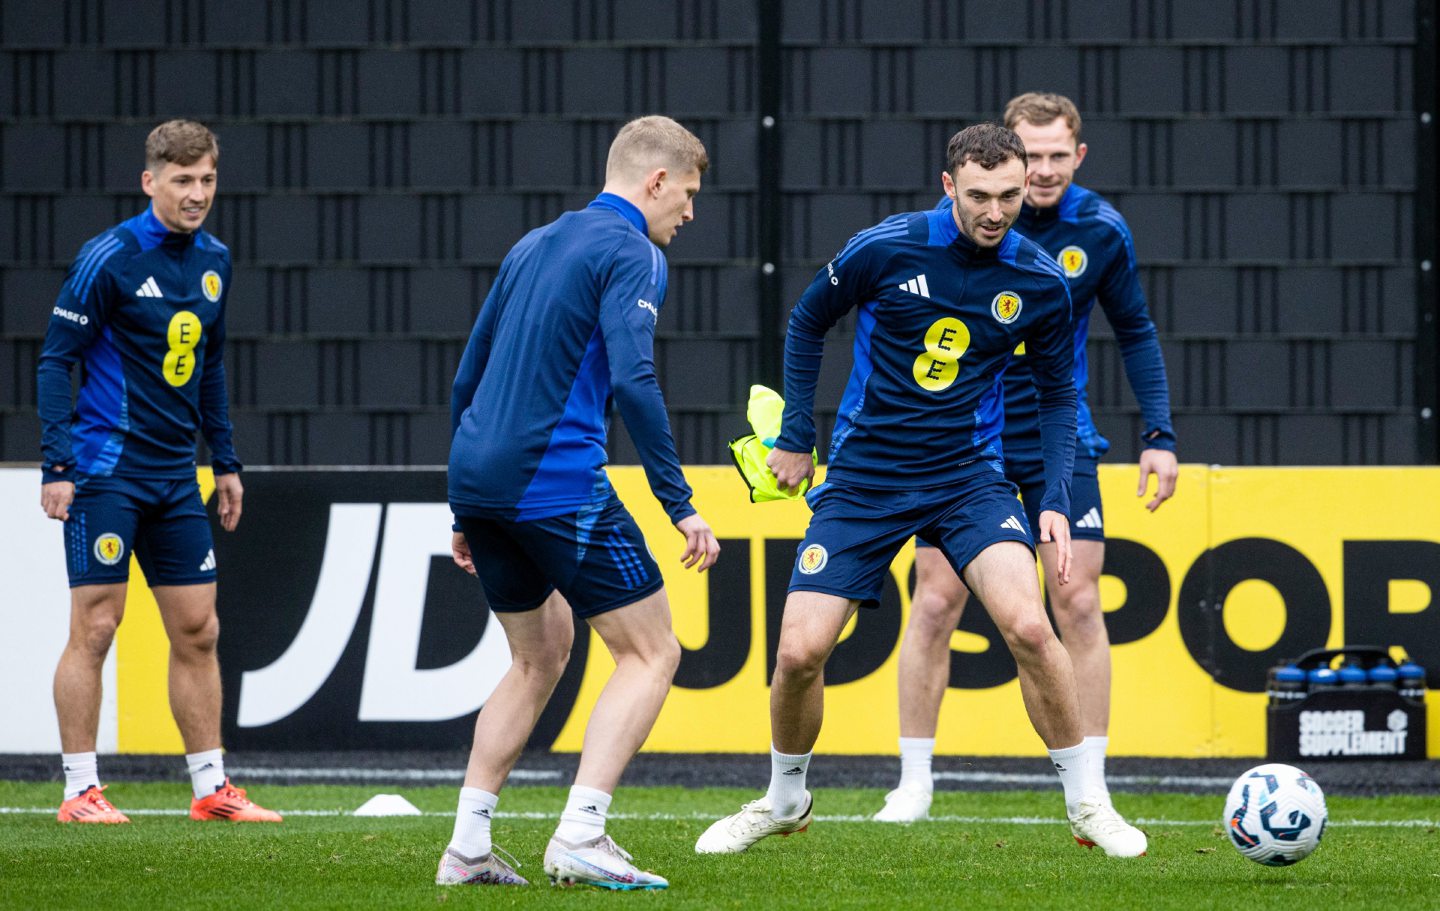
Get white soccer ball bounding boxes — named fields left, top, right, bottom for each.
left=1222, top=763, right=1328, bottom=866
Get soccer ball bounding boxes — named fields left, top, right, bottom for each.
left=1222, top=763, right=1327, bottom=866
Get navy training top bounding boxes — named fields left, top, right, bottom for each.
left=448, top=193, right=694, bottom=525
left=37, top=207, right=240, bottom=484
left=777, top=207, right=1079, bottom=516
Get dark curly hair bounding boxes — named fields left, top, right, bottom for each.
left=945, top=123, right=1027, bottom=173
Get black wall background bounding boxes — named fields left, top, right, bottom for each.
left=0, top=0, right=1432, bottom=467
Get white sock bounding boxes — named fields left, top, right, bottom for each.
left=898, top=737, right=935, bottom=792
left=765, top=746, right=812, bottom=819
left=448, top=787, right=499, bottom=859
left=1084, top=735, right=1111, bottom=805
left=554, top=785, right=611, bottom=844
left=1048, top=741, right=1089, bottom=815
left=61, top=751, right=99, bottom=801
left=186, top=749, right=226, bottom=799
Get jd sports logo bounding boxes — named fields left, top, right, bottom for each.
left=898, top=274, right=931, bottom=298
left=1000, top=516, right=1025, bottom=534
left=1075, top=508, right=1103, bottom=530
left=135, top=276, right=164, bottom=298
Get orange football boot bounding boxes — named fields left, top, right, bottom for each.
left=190, top=779, right=283, bottom=822
left=57, top=785, right=130, bottom=823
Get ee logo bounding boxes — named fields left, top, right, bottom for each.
left=912, top=317, right=970, bottom=391
left=163, top=310, right=202, bottom=387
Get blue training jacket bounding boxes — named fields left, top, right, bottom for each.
left=777, top=207, right=1078, bottom=517
left=37, top=207, right=240, bottom=483
left=448, top=193, right=695, bottom=525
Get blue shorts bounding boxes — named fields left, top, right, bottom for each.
left=914, top=453, right=1104, bottom=551
left=63, top=474, right=216, bottom=588
left=1007, top=454, right=1104, bottom=543
left=790, top=467, right=1034, bottom=609
left=456, top=492, right=664, bottom=619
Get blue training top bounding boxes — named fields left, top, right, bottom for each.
left=37, top=207, right=240, bottom=483
left=938, top=185, right=1175, bottom=461
left=448, top=193, right=695, bottom=525
left=777, top=207, right=1078, bottom=517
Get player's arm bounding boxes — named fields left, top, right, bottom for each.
left=450, top=260, right=508, bottom=435
left=199, top=263, right=244, bottom=531
left=1024, top=271, right=1079, bottom=581
left=36, top=241, right=119, bottom=520
left=770, top=238, right=874, bottom=489
left=1096, top=218, right=1178, bottom=510
left=598, top=241, right=718, bottom=571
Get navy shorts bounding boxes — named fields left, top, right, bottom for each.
left=790, top=468, right=1034, bottom=609
left=1008, top=454, right=1104, bottom=543
left=456, top=491, right=664, bottom=619
left=63, top=474, right=216, bottom=588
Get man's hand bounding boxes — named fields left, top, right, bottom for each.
left=675, top=513, right=720, bottom=572
left=215, top=472, right=244, bottom=531
left=452, top=531, right=476, bottom=576
left=1137, top=448, right=1179, bottom=512
left=765, top=447, right=815, bottom=496
left=41, top=480, right=74, bottom=521
left=1036, top=510, right=1072, bottom=585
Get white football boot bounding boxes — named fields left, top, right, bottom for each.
left=543, top=834, right=668, bottom=890
left=1069, top=800, right=1148, bottom=857
left=435, top=846, right=528, bottom=885
left=694, top=793, right=813, bottom=854
left=872, top=784, right=933, bottom=823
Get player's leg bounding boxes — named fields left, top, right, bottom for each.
left=876, top=542, right=970, bottom=821
left=439, top=516, right=567, bottom=886
left=539, top=499, right=675, bottom=890
left=134, top=478, right=277, bottom=821
left=53, top=475, right=136, bottom=823
left=942, top=475, right=1145, bottom=857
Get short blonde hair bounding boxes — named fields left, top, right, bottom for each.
left=1003, top=92, right=1082, bottom=141
left=605, top=115, right=708, bottom=182
left=145, top=119, right=219, bottom=172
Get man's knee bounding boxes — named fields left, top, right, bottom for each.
left=172, top=612, right=221, bottom=658
left=775, top=631, right=831, bottom=680
left=1002, top=612, right=1058, bottom=660
left=1051, top=584, right=1103, bottom=632
left=909, top=585, right=965, bottom=638
left=71, top=612, right=121, bottom=659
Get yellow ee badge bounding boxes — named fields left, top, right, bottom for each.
left=991, top=291, right=1022, bottom=324
left=797, top=543, right=829, bottom=575
left=1058, top=245, right=1088, bottom=278
left=94, top=533, right=125, bottom=566
left=202, top=270, right=222, bottom=302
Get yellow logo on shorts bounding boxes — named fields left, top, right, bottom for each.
left=202, top=270, right=222, bottom=302
left=991, top=291, right=1022, bottom=324
left=94, top=533, right=125, bottom=566
left=797, top=544, right=829, bottom=575
left=1058, top=245, right=1088, bottom=278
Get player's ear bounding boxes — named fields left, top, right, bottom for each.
left=1073, top=142, right=1088, bottom=170
left=646, top=167, right=668, bottom=198
left=141, top=170, right=156, bottom=198
left=941, top=169, right=956, bottom=199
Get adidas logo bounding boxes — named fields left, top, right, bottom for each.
left=1053, top=762, right=1067, bottom=772
left=898, top=274, right=930, bottom=298
left=473, top=808, right=491, bottom=818
left=579, top=804, right=601, bottom=814
left=781, top=766, right=804, bottom=776
left=198, top=549, right=216, bottom=572
left=135, top=276, right=164, bottom=298
left=1000, top=515, right=1025, bottom=533
left=1075, top=507, right=1103, bottom=530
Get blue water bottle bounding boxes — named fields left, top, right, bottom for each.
left=1367, top=663, right=1398, bottom=687
left=1274, top=664, right=1307, bottom=705
left=1397, top=661, right=1428, bottom=702
left=1307, top=666, right=1339, bottom=691
left=1338, top=662, right=1368, bottom=687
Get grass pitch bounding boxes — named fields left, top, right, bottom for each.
left=1, top=781, right=1436, bottom=910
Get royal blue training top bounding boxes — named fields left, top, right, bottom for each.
left=37, top=207, right=240, bottom=483
left=939, top=185, right=1175, bottom=461
left=448, top=193, right=695, bottom=525
left=777, top=207, right=1079, bottom=516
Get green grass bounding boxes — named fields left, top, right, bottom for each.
left=1, top=781, right=1437, bottom=910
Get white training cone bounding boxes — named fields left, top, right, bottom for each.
left=353, top=794, right=422, bottom=816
